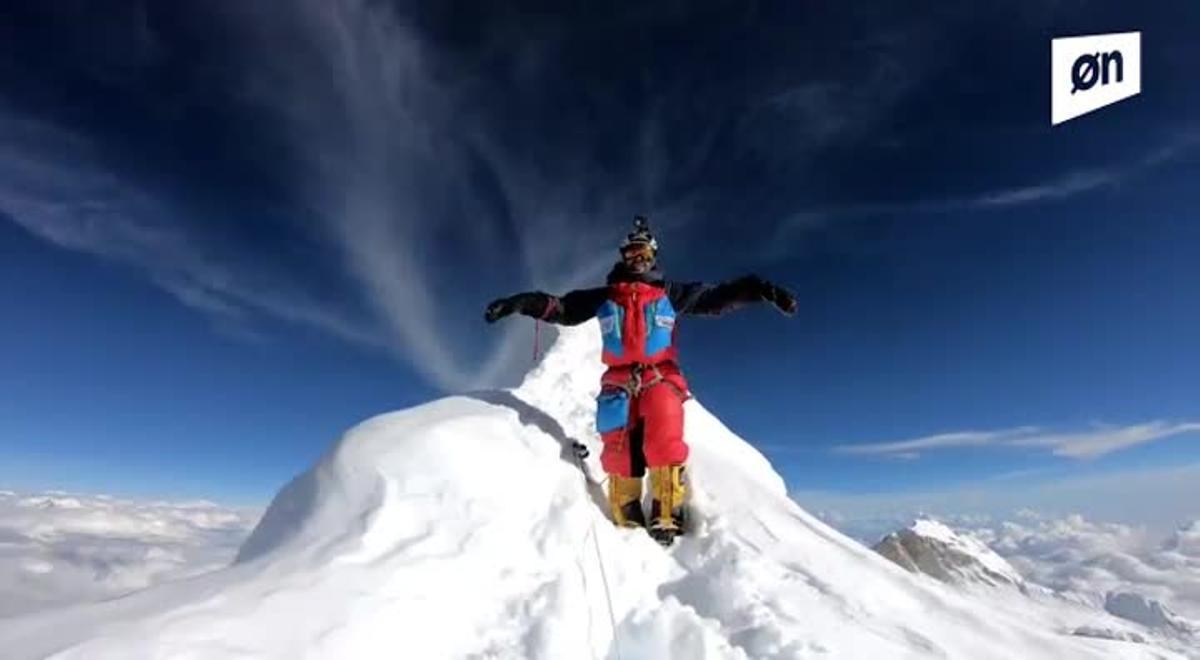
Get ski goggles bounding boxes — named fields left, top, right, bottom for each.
left=620, top=243, right=656, bottom=260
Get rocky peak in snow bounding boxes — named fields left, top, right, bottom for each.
left=1105, top=592, right=1197, bottom=635
left=873, top=519, right=1026, bottom=588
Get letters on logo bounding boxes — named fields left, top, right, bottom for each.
left=1051, top=32, right=1141, bottom=125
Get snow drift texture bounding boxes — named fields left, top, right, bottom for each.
left=0, top=323, right=1181, bottom=659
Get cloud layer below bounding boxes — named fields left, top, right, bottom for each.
left=0, top=490, right=258, bottom=618
left=814, top=503, right=1200, bottom=622
left=974, top=513, right=1200, bottom=621
left=3, top=485, right=1196, bottom=631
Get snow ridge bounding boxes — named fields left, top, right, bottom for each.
left=0, top=323, right=1183, bottom=659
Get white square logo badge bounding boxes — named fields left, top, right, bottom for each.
left=1051, top=31, right=1141, bottom=125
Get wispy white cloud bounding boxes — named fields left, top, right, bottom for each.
left=1009, top=422, right=1200, bottom=460
left=0, top=29, right=487, bottom=388
left=835, top=426, right=1039, bottom=458
left=2, top=1, right=714, bottom=393
left=226, top=0, right=718, bottom=391
left=0, top=115, right=383, bottom=351
left=752, top=15, right=938, bottom=158
left=972, top=169, right=1121, bottom=207
left=771, top=168, right=1118, bottom=243
left=976, top=127, right=1200, bottom=209
left=835, top=421, right=1200, bottom=460
left=770, top=128, right=1200, bottom=248
left=229, top=0, right=556, bottom=390
left=0, top=490, right=258, bottom=617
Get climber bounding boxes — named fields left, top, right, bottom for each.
left=483, top=216, right=797, bottom=545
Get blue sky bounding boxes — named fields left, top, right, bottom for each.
left=1, top=2, right=1198, bottom=518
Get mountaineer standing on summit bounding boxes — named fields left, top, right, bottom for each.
left=484, top=216, right=797, bottom=545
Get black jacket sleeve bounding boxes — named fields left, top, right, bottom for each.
left=505, top=287, right=609, bottom=326
left=667, top=276, right=773, bottom=317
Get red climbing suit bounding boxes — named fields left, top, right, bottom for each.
left=595, top=281, right=690, bottom=477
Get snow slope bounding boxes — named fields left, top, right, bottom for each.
left=0, top=323, right=1181, bottom=659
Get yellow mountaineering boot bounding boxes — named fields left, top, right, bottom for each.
left=608, top=474, right=646, bottom=528
left=648, top=465, right=687, bottom=546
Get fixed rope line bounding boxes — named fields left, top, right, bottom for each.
left=572, top=451, right=623, bottom=660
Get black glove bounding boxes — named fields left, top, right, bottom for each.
left=484, top=297, right=517, bottom=323
left=571, top=441, right=590, bottom=460
left=758, top=278, right=798, bottom=316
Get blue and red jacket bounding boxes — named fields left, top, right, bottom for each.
left=506, top=264, right=779, bottom=396
left=597, top=280, right=679, bottom=367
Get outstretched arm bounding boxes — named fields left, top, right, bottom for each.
left=484, top=287, right=608, bottom=326
left=668, top=275, right=797, bottom=317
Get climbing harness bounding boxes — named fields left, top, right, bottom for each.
left=604, top=362, right=686, bottom=401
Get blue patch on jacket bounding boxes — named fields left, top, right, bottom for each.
left=643, top=297, right=676, bottom=357
left=596, top=389, right=630, bottom=434
left=597, top=301, right=624, bottom=357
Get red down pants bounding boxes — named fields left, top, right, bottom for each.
left=598, top=364, right=690, bottom=478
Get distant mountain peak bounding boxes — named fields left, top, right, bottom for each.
left=873, top=518, right=1026, bottom=588
left=1105, top=591, right=1197, bottom=635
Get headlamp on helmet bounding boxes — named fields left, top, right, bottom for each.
left=620, top=215, right=658, bottom=253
